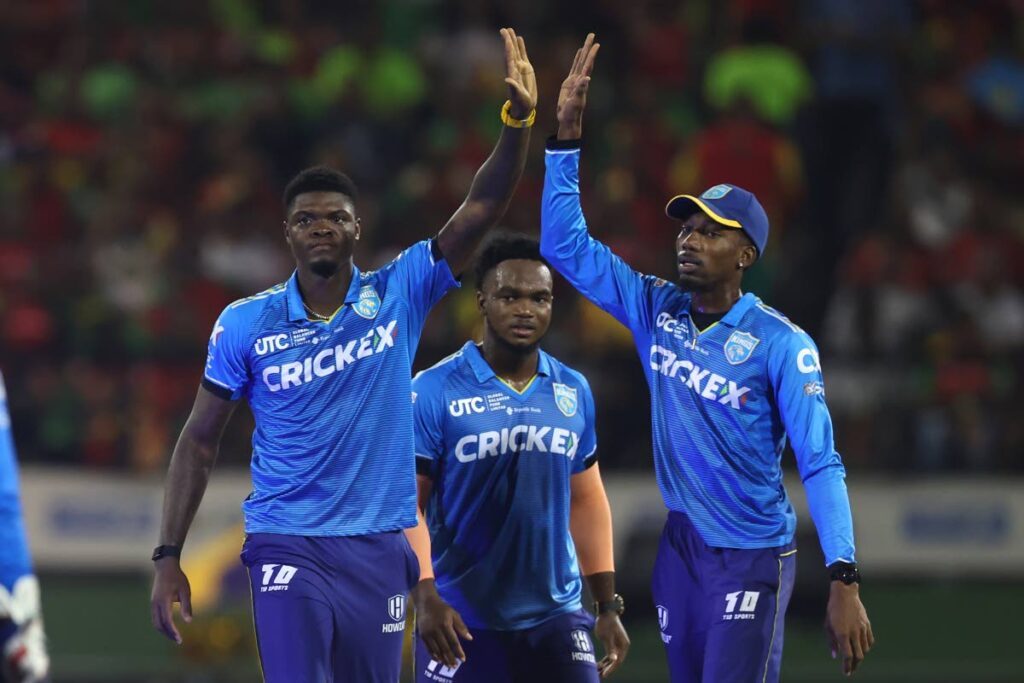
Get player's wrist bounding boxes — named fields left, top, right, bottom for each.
left=557, top=123, right=582, bottom=140
left=151, top=544, right=182, bottom=562
left=828, top=562, right=860, bottom=586
left=502, top=100, right=536, bottom=128
left=410, top=578, right=442, bottom=607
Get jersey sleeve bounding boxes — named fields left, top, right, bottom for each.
left=573, top=375, right=598, bottom=474
left=541, top=140, right=665, bottom=332
left=412, top=372, right=446, bottom=479
left=768, top=329, right=856, bottom=566
left=201, top=305, right=251, bottom=401
left=385, top=239, right=460, bottom=333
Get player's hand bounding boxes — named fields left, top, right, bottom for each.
left=825, top=582, right=874, bottom=676
left=594, top=612, right=630, bottom=678
left=150, top=558, right=192, bottom=644
left=500, top=28, right=536, bottom=119
left=557, top=32, right=600, bottom=140
left=412, top=579, right=472, bottom=668
left=2, top=617, right=49, bottom=683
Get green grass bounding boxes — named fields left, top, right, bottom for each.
left=39, top=574, right=1024, bottom=682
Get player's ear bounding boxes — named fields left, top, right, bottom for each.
left=354, top=217, right=361, bottom=241
left=738, top=244, right=756, bottom=270
left=476, top=289, right=486, bottom=312
left=282, top=219, right=291, bottom=245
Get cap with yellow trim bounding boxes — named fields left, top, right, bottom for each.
left=665, top=183, right=769, bottom=256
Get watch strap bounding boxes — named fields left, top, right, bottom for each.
left=151, top=544, right=182, bottom=561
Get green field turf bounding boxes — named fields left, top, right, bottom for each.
left=41, top=574, right=1022, bottom=682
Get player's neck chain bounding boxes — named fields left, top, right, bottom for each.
left=302, top=300, right=332, bottom=322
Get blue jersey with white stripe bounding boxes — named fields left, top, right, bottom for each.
left=203, top=240, right=458, bottom=536
left=0, top=372, right=32, bottom=590
left=541, top=145, right=855, bottom=565
left=413, top=342, right=597, bottom=630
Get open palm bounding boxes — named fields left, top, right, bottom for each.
left=501, top=28, right=536, bottom=118
left=557, top=33, right=600, bottom=137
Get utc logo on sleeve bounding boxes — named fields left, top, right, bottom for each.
left=553, top=383, right=578, bottom=417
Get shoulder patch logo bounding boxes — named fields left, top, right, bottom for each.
left=352, top=285, right=381, bottom=319
left=553, top=383, right=578, bottom=417
left=724, top=330, right=760, bottom=365
left=701, top=184, right=732, bottom=200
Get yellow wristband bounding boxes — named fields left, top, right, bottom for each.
left=501, top=100, right=536, bottom=128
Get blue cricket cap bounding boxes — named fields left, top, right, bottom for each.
left=665, top=183, right=769, bottom=256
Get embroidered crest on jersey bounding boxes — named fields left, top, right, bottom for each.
left=724, top=330, right=760, bottom=365
left=553, top=383, right=578, bottom=417
left=702, top=184, right=732, bottom=199
left=352, top=285, right=381, bottom=319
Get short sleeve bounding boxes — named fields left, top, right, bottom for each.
left=573, top=376, right=598, bottom=474
left=412, top=372, right=447, bottom=479
left=386, top=239, right=460, bottom=333
left=201, top=306, right=251, bottom=401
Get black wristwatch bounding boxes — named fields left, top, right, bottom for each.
left=151, top=544, right=182, bottom=562
left=828, top=562, right=860, bottom=585
left=594, top=593, right=625, bottom=616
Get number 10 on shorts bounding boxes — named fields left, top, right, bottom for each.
left=260, top=564, right=298, bottom=592
left=722, top=591, right=759, bottom=621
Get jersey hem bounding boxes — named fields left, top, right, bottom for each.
left=460, top=598, right=584, bottom=632
left=243, top=518, right=418, bottom=537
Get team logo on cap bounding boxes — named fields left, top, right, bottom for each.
left=352, top=285, right=381, bottom=319
left=724, top=330, right=760, bottom=365
left=553, top=383, right=578, bottom=417
left=701, top=184, right=733, bottom=200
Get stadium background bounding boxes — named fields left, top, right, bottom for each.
left=2, top=0, right=1023, bottom=680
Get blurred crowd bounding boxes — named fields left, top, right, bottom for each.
left=1, top=0, right=1022, bottom=474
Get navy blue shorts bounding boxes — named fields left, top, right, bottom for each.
left=241, top=531, right=419, bottom=683
left=413, top=608, right=599, bottom=683
left=650, top=511, right=796, bottom=683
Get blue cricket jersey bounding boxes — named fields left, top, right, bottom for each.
left=0, top=371, right=33, bottom=590
left=541, top=144, right=855, bottom=565
left=203, top=239, right=458, bottom=536
left=413, top=342, right=598, bottom=630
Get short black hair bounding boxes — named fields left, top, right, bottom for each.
left=283, top=166, right=358, bottom=211
left=474, top=232, right=548, bottom=288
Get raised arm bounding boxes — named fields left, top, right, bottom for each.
left=541, top=34, right=662, bottom=332
left=435, top=28, right=536, bottom=276
left=150, top=386, right=237, bottom=644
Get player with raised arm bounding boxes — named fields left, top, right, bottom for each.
left=0, top=373, right=49, bottom=683
left=405, top=233, right=629, bottom=682
left=540, top=35, right=873, bottom=681
left=149, top=28, right=537, bottom=683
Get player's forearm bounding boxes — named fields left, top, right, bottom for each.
left=540, top=141, right=586, bottom=263
left=803, top=465, right=856, bottom=566
left=570, top=488, right=615, bottom=579
left=157, top=430, right=219, bottom=548
left=404, top=508, right=435, bottom=582
left=436, top=123, right=530, bottom=274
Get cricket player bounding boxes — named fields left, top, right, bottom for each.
left=540, top=35, right=873, bottom=681
left=149, top=28, right=537, bottom=682
left=0, top=372, right=49, bottom=683
left=405, top=233, right=630, bottom=682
